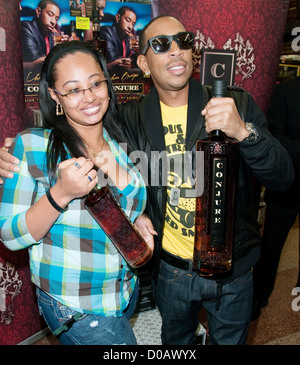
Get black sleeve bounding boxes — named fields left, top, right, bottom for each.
left=239, top=93, right=295, bottom=191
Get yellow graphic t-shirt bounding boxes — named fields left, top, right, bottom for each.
left=161, top=101, right=196, bottom=259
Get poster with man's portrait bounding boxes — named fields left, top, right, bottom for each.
left=20, top=0, right=76, bottom=112
left=101, top=1, right=152, bottom=102
left=19, top=0, right=153, bottom=115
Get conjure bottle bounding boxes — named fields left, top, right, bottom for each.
left=81, top=0, right=86, bottom=17
left=69, top=21, right=80, bottom=41
left=193, top=80, right=239, bottom=278
left=91, top=10, right=106, bottom=56
left=84, top=185, right=153, bottom=268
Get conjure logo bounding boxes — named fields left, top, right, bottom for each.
left=193, top=30, right=256, bottom=84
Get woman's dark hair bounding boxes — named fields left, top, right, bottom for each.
left=39, top=40, right=128, bottom=184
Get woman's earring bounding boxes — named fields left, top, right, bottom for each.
left=143, top=70, right=150, bottom=79
left=56, top=104, right=64, bottom=116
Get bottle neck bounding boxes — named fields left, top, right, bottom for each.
left=93, top=24, right=100, bottom=31
left=210, top=129, right=225, bottom=141
left=88, top=184, right=102, bottom=196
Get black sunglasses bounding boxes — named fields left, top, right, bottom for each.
left=142, top=31, right=195, bottom=55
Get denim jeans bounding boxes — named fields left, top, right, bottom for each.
left=153, top=259, right=253, bottom=345
left=36, top=283, right=138, bottom=345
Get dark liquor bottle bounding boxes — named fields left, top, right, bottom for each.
left=193, top=80, right=239, bottom=278
left=81, top=0, right=86, bottom=17
left=91, top=10, right=106, bottom=56
left=84, top=185, right=153, bottom=268
left=69, top=20, right=80, bottom=41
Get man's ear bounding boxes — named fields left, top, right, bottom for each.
left=35, top=7, right=41, bottom=18
left=137, top=55, right=150, bottom=75
left=115, top=13, right=121, bottom=23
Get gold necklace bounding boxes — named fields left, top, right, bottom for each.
left=86, top=138, right=105, bottom=159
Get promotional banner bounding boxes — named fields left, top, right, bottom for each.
left=101, top=1, right=152, bottom=103
left=0, top=245, right=46, bottom=345
left=0, top=0, right=25, bottom=143
left=20, top=0, right=152, bottom=110
left=152, top=0, right=290, bottom=114
left=20, top=0, right=76, bottom=110
left=0, top=0, right=46, bottom=345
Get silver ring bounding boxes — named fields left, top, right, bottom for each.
left=73, top=161, right=81, bottom=169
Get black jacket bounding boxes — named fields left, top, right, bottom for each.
left=264, top=76, right=300, bottom=213
left=21, top=19, right=54, bottom=62
left=119, top=78, right=294, bottom=282
left=100, top=23, right=131, bottom=63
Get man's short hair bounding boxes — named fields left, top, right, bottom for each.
left=117, top=6, right=136, bottom=17
left=37, top=0, right=60, bottom=11
left=139, top=16, right=169, bottom=55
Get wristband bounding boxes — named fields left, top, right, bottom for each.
left=46, top=189, right=68, bottom=213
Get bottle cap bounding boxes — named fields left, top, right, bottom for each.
left=212, top=80, right=227, bottom=98
left=211, top=80, right=227, bottom=138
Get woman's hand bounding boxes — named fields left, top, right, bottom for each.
left=134, top=214, right=157, bottom=251
left=51, top=157, right=98, bottom=207
left=25, top=157, right=98, bottom=241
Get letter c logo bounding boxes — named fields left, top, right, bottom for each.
left=211, top=63, right=225, bottom=78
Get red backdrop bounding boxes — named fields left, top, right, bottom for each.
left=152, top=0, right=290, bottom=114
left=0, top=0, right=26, bottom=143
left=0, top=0, right=46, bottom=345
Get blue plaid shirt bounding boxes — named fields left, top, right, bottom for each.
left=0, top=128, right=147, bottom=316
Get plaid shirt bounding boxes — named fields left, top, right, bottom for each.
left=0, top=128, right=146, bottom=316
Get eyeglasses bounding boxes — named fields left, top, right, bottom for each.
left=142, top=32, right=195, bottom=55
left=54, top=79, right=108, bottom=101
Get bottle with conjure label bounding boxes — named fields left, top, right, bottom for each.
left=81, top=0, right=86, bottom=17
left=91, top=10, right=106, bottom=56
left=69, top=20, right=80, bottom=41
left=84, top=185, right=152, bottom=268
left=193, top=80, right=239, bottom=278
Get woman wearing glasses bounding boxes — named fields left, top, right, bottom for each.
left=0, top=41, right=155, bottom=345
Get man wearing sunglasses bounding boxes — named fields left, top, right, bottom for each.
left=120, top=15, right=294, bottom=345
left=0, top=16, right=294, bottom=345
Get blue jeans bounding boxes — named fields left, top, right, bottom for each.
left=153, top=259, right=253, bottom=345
left=36, top=283, right=138, bottom=345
